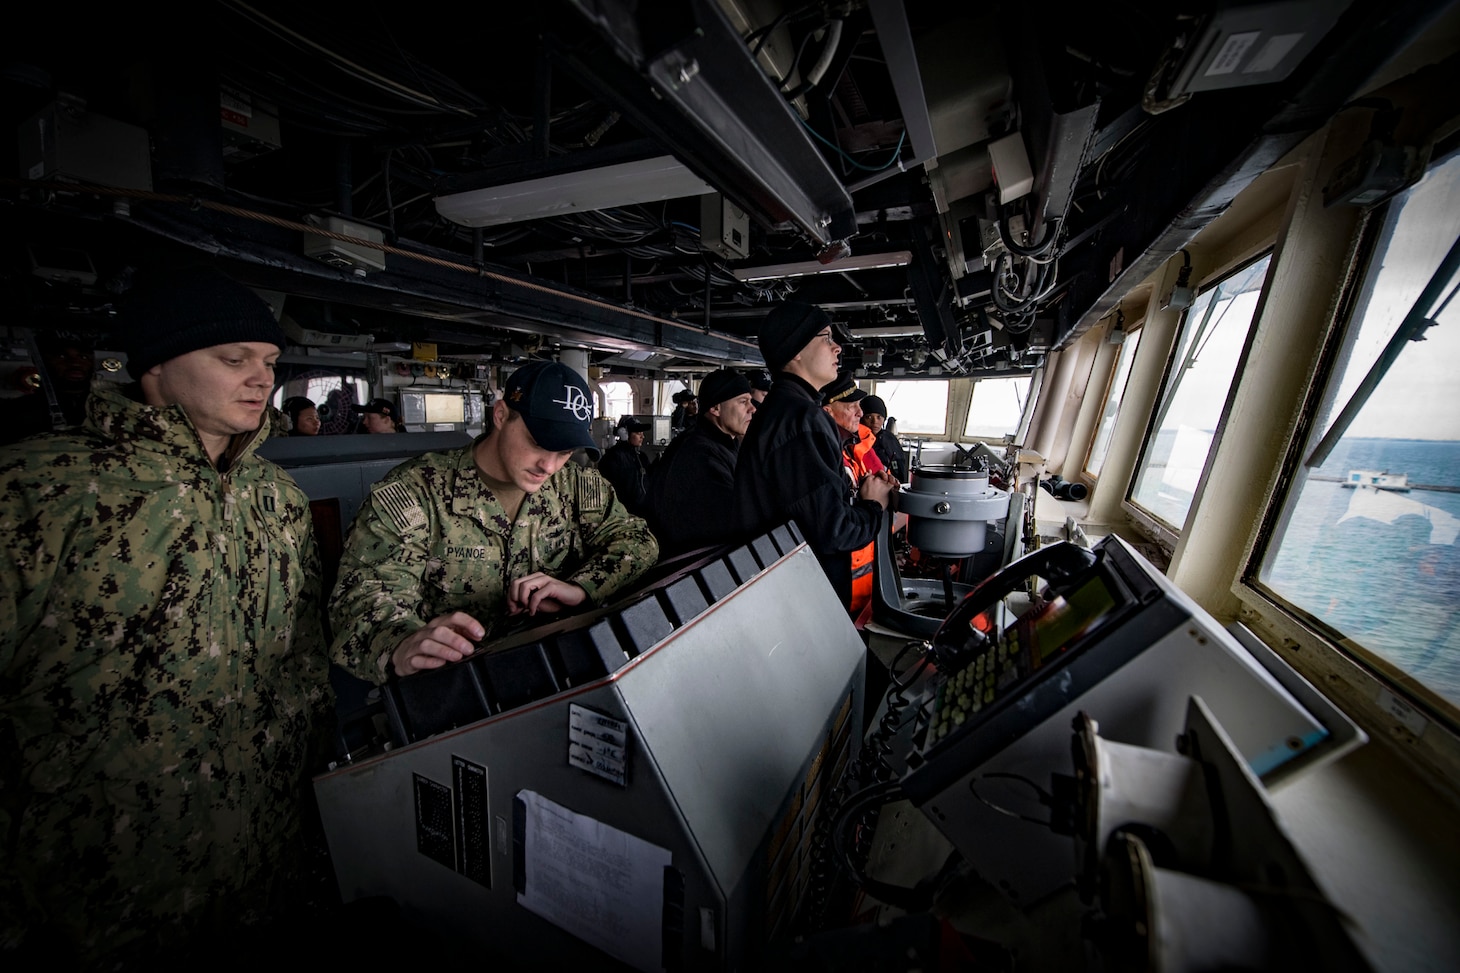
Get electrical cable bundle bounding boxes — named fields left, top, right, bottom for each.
left=990, top=215, right=1063, bottom=332
left=800, top=641, right=953, bottom=931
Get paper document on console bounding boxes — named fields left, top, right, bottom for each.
left=516, top=789, right=672, bottom=972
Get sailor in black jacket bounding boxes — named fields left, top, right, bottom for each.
left=597, top=417, right=652, bottom=515
left=734, top=302, right=894, bottom=608
left=859, top=394, right=908, bottom=483
left=646, top=368, right=756, bottom=556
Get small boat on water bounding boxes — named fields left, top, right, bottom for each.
left=1344, top=469, right=1411, bottom=491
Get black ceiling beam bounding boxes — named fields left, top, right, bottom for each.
left=559, top=0, right=857, bottom=246
left=27, top=192, right=763, bottom=366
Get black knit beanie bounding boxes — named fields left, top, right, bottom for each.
left=120, top=265, right=288, bottom=378
left=758, top=301, right=838, bottom=374
left=698, top=368, right=752, bottom=408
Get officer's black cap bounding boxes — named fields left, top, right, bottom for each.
left=821, top=371, right=867, bottom=406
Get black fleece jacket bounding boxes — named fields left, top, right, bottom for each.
left=733, top=372, right=882, bottom=605
left=645, top=421, right=739, bottom=556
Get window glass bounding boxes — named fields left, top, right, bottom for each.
left=600, top=380, right=635, bottom=422
left=1129, top=254, right=1271, bottom=530
left=272, top=372, right=369, bottom=435
left=658, top=381, right=693, bottom=416
left=1257, top=150, right=1460, bottom=710
left=1085, top=329, right=1142, bottom=478
left=305, top=375, right=369, bottom=407
left=964, top=376, right=1031, bottom=439
left=874, top=380, right=948, bottom=436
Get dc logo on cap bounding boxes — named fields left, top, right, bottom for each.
left=555, top=384, right=592, bottom=421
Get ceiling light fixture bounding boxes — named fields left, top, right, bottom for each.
left=850, top=324, right=924, bottom=338
left=434, top=156, right=713, bottom=228
left=732, top=250, right=913, bottom=281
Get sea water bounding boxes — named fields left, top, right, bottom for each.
left=1263, top=438, right=1460, bottom=710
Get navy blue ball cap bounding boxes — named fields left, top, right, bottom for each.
left=503, top=360, right=600, bottom=459
left=356, top=397, right=396, bottom=417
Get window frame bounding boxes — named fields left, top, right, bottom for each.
left=273, top=369, right=369, bottom=410
left=870, top=378, right=951, bottom=439
left=1240, top=157, right=1460, bottom=732
left=963, top=374, right=1036, bottom=441
left=657, top=380, right=693, bottom=416
left=599, top=380, right=636, bottom=423
left=1125, top=250, right=1274, bottom=538
left=1082, top=323, right=1143, bottom=480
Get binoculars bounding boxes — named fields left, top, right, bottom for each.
left=1039, top=475, right=1089, bottom=502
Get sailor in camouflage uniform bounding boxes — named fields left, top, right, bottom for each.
left=0, top=265, right=332, bottom=966
left=330, top=360, right=658, bottom=680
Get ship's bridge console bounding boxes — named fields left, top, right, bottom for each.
left=281, top=436, right=1365, bottom=971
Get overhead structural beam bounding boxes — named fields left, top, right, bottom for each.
left=849, top=0, right=938, bottom=194
left=103, top=195, right=761, bottom=366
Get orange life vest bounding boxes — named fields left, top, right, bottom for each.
left=843, top=426, right=882, bottom=622
left=852, top=424, right=883, bottom=477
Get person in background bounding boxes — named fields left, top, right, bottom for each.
left=822, top=371, right=889, bottom=622
left=823, top=372, right=884, bottom=481
left=282, top=395, right=321, bottom=436
left=0, top=331, right=96, bottom=444
left=0, top=264, right=331, bottom=966
left=358, top=397, right=402, bottom=433
left=645, top=368, right=755, bottom=556
left=329, top=360, right=658, bottom=679
left=597, top=416, right=652, bottom=516
left=669, top=388, right=698, bottom=437
left=734, top=302, right=893, bottom=614
left=859, top=394, right=907, bottom=483
left=749, top=369, right=772, bottom=405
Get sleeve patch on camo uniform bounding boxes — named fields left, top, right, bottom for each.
left=577, top=469, right=608, bottom=515
left=375, top=481, right=428, bottom=533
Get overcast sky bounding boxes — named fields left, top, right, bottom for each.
left=1160, top=154, right=1458, bottom=443
left=1333, top=153, right=1460, bottom=441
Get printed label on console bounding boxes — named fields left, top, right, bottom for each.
left=568, top=702, right=628, bottom=786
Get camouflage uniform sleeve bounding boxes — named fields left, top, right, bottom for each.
left=0, top=449, right=91, bottom=932
left=328, top=473, right=434, bottom=683
left=295, top=516, right=328, bottom=667
left=286, top=485, right=335, bottom=733
left=563, top=466, right=659, bottom=605
left=0, top=455, right=75, bottom=678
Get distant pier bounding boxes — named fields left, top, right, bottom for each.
left=1310, top=474, right=1460, bottom=494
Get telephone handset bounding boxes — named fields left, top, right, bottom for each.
left=928, top=541, right=1099, bottom=674
left=915, top=541, right=1113, bottom=760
